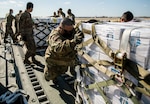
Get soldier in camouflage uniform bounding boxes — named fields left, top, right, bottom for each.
left=4, top=9, right=15, bottom=43
left=67, top=9, right=75, bottom=25
left=19, top=2, right=37, bottom=64
left=44, top=18, right=84, bottom=82
left=58, top=8, right=66, bottom=18
left=15, top=10, right=22, bottom=35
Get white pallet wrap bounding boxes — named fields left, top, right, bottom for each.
left=124, top=27, right=150, bottom=69
left=108, top=21, right=150, bottom=27
left=92, top=69, right=134, bottom=104
left=50, top=17, right=62, bottom=23
left=77, top=66, right=135, bottom=104
left=76, top=22, right=150, bottom=104
left=33, top=17, right=51, bottom=24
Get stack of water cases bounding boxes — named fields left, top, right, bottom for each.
left=33, top=17, right=61, bottom=49
left=107, top=22, right=150, bottom=70
left=77, top=21, right=150, bottom=104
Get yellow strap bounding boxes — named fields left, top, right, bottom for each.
left=95, top=83, right=110, bottom=104
left=86, top=78, right=140, bottom=104
left=97, top=60, right=113, bottom=66
left=87, top=80, right=116, bottom=89
left=121, top=84, right=140, bottom=104
left=82, top=28, right=92, bottom=34
left=80, top=63, right=93, bottom=68
left=85, top=81, right=112, bottom=104
left=135, top=86, right=150, bottom=96
left=94, top=36, right=114, bottom=59
left=77, top=50, right=114, bottom=77
left=76, top=38, right=93, bottom=50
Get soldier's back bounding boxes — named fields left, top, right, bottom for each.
left=6, top=14, right=14, bottom=27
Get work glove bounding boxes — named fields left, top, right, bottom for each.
left=74, top=30, right=84, bottom=44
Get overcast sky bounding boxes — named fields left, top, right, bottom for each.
left=0, top=0, right=150, bottom=18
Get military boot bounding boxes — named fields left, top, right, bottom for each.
left=32, top=56, right=40, bottom=64
left=24, top=59, right=31, bottom=64
left=24, top=53, right=31, bottom=64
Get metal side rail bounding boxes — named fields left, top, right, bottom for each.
left=0, top=42, right=18, bottom=94
left=12, top=45, right=50, bottom=104
left=25, top=64, right=50, bottom=104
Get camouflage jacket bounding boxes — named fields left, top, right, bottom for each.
left=19, top=11, right=34, bottom=34
left=15, top=13, right=22, bottom=23
left=6, top=14, right=15, bottom=27
left=45, top=28, right=84, bottom=66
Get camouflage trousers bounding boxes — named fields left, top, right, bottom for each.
left=24, top=35, right=36, bottom=60
left=44, top=65, right=68, bottom=80
left=44, top=65, right=76, bottom=81
left=44, top=55, right=78, bottom=81
left=5, top=26, right=16, bottom=42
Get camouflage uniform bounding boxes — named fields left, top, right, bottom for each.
left=67, top=13, right=75, bottom=25
left=5, top=13, right=15, bottom=42
left=67, top=9, right=75, bottom=25
left=19, top=11, right=36, bottom=60
left=15, top=11, right=22, bottom=35
left=44, top=28, right=84, bottom=80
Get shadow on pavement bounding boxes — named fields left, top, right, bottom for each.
left=50, top=76, right=76, bottom=104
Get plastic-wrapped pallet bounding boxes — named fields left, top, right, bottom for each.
left=33, top=17, right=50, bottom=24
left=32, top=17, right=59, bottom=49
left=127, top=27, right=150, bottom=69
left=76, top=21, right=150, bottom=104
left=77, top=65, right=150, bottom=104
left=82, top=67, right=135, bottom=104
left=80, top=22, right=150, bottom=69
left=106, top=22, right=150, bottom=69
